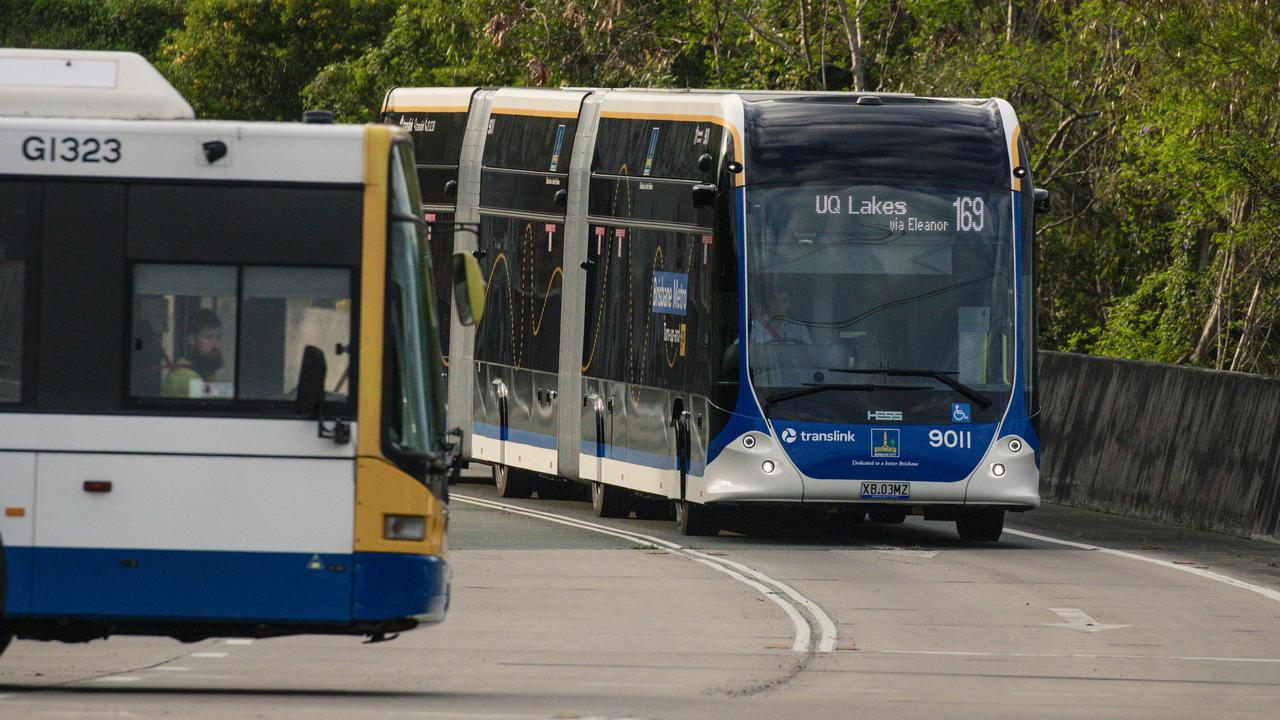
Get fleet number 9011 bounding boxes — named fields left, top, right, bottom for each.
left=929, top=429, right=972, bottom=448
left=22, top=136, right=122, bottom=163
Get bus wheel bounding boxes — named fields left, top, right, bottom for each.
left=674, top=500, right=719, bottom=537
left=591, top=481, right=630, bottom=518
left=956, top=508, right=1004, bottom=542
left=868, top=507, right=908, bottom=524
left=535, top=478, right=577, bottom=500
left=494, top=464, right=533, bottom=499
left=634, top=496, right=675, bottom=521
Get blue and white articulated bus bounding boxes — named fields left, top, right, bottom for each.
left=0, top=49, right=485, bottom=657
left=382, top=86, right=1045, bottom=540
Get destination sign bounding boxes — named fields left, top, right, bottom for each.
left=812, top=192, right=989, bottom=234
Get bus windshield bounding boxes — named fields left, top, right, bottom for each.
left=386, top=144, right=435, bottom=455
left=745, top=183, right=1015, bottom=425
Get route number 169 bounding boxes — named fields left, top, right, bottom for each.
left=929, top=429, right=972, bottom=448
left=953, top=196, right=984, bottom=232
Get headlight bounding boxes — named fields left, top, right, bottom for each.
left=762, top=459, right=776, bottom=474
left=384, top=514, right=426, bottom=541
left=991, top=463, right=1006, bottom=477
left=1008, top=438, right=1023, bottom=453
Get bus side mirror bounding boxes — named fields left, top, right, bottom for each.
left=1033, top=188, right=1050, bottom=213
left=692, top=183, right=718, bottom=209
left=295, top=345, right=327, bottom=418
left=452, top=252, right=485, bottom=326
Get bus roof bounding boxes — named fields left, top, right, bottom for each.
left=382, top=86, right=478, bottom=114
left=0, top=48, right=194, bottom=120
left=0, top=116, right=377, bottom=184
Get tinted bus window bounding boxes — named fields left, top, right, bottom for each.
left=0, top=181, right=34, bottom=403
left=240, top=267, right=351, bottom=401
left=131, top=264, right=238, bottom=400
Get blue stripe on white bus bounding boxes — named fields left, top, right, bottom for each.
left=3, top=547, right=447, bottom=622
left=468, top=420, right=710, bottom=475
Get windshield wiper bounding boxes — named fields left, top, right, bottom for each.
left=829, top=367, right=992, bottom=409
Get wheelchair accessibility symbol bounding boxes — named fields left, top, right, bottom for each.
left=951, top=403, right=971, bottom=423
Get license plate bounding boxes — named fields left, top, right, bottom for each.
left=861, top=481, right=910, bottom=500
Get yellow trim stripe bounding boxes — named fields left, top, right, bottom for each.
left=1010, top=124, right=1023, bottom=192
left=358, top=125, right=391, bottom=459
left=600, top=111, right=745, bottom=187
left=353, top=124, right=447, bottom=556
left=490, top=107, right=581, bottom=119
left=385, top=105, right=470, bottom=114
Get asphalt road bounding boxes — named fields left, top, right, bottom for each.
left=3, top=475, right=1280, bottom=719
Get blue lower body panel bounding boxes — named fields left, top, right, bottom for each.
left=4, top=547, right=449, bottom=627
left=18, top=547, right=353, bottom=622
left=353, top=552, right=449, bottom=622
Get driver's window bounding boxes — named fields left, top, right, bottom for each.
left=240, top=267, right=351, bottom=401
left=130, top=264, right=238, bottom=400
left=129, top=263, right=352, bottom=406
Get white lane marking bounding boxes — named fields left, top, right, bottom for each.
left=455, top=494, right=810, bottom=651
left=190, top=652, right=228, bottom=658
left=1006, top=528, right=1280, bottom=604
left=1044, top=607, right=1131, bottom=633
left=877, top=649, right=1280, bottom=664
left=687, top=556, right=811, bottom=652
left=224, top=638, right=254, bottom=645
left=93, top=676, right=143, bottom=683
left=454, top=493, right=837, bottom=653
left=682, top=548, right=840, bottom=652
left=150, top=666, right=192, bottom=672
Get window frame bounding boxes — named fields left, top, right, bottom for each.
left=125, top=259, right=359, bottom=418
left=380, top=139, right=442, bottom=477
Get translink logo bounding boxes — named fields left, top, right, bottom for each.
left=780, top=428, right=856, bottom=444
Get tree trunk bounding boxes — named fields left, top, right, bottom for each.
left=835, top=0, right=867, bottom=91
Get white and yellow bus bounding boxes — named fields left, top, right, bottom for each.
left=0, top=49, right=481, bottom=654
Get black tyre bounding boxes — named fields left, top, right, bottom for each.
left=868, top=507, right=908, bottom=524
left=674, top=500, right=719, bottom=536
left=956, top=507, right=1005, bottom=542
left=591, top=481, right=630, bottom=518
left=493, top=464, right=533, bottom=499
left=535, top=478, right=577, bottom=500
left=634, top=496, right=675, bottom=521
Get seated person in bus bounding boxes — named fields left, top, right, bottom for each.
left=750, top=289, right=811, bottom=344
left=163, top=309, right=225, bottom=398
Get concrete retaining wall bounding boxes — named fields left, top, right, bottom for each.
left=1039, top=351, right=1280, bottom=542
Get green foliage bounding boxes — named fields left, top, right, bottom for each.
left=156, top=0, right=400, bottom=121
left=6, top=0, right=1279, bottom=373
left=0, top=0, right=183, bottom=58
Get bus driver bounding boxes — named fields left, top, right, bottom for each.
left=750, top=289, right=811, bottom=344
left=163, top=308, right=226, bottom=398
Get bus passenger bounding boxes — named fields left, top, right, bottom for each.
left=164, top=309, right=225, bottom=398
left=750, top=290, right=811, bottom=344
